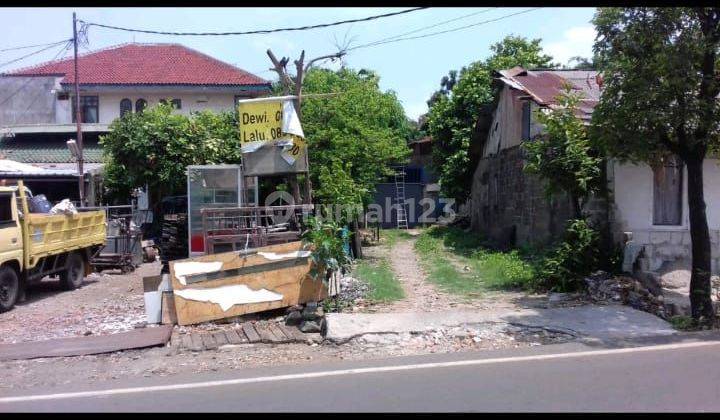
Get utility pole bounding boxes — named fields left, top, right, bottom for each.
left=73, top=12, right=85, bottom=206
left=266, top=49, right=345, bottom=205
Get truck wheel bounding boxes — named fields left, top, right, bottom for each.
left=0, top=266, right=20, bottom=312
left=60, top=253, right=85, bottom=290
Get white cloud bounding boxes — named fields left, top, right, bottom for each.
left=544, top=26, right=596, bottom=67
left=404, top=101, right=428, bottom=121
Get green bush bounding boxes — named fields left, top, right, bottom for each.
left=532, top=218, right=601, bottom=292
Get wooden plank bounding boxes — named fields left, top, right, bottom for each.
left=254, top=323, right=280, bottom=343
left=161, top=291, right=178, bottom=325
left=213, top=331, right=229, bottom=347
left=170, top=241, right=327, bottom=326
left=268, top=324, right=290, bottom=343
left=200, top=333, right=218, bottom=350
left=242, top=323, right=261, bottom=343
left=0, top=326, right=173, bottom=361
left=224, top=329, right=244, bottom=344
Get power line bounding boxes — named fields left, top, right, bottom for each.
left=0, top=39, right=73, bottom=53
left=79, top=7, right=430, bottom=37
left=348, top=8, right=543, bottom=52
left=19, top=41, right=74, bottom=116
left=349, top=8, right=498, bottom=51
left=0, top=41, right=73, bottom=70
left=0, top=41, right=72, bottom=108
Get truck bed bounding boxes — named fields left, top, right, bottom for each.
left=24, top=210, right=106, bottom=269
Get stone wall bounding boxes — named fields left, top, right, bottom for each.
left=469, top=145, right=578, bottom=248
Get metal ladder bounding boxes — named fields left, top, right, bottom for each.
left=394, top=166, right=409, bottom=230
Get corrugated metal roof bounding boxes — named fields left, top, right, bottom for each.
left=0, top=159, right=77, bottom=176
left=0, top=138, right=103, bottom=164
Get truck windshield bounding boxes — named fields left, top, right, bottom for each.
left=0, top=193, right=13, bottom=226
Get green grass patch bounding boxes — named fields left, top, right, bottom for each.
left=415, top=226, right=536, bottom=295
left=355, top=259, right=405, bottom=302
left=381, top=228, right=413, bottom=248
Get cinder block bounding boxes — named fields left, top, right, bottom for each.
left=670, top=232, right=683, bottom=245
left=633, top=231, right=650, bottom=245
left=650, top=231, right=671, bottom=245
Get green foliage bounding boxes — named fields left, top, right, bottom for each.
left=315, top=161, right=365, bottom=223
left=669, top=315, right=700, bottom=331
left=301, top=68, right=412, bottom=208
left=591, top=7, right=720, bottom=163
left=415, top=226, right=535, bottom=294
left=100, top=104, right=241, bottom=203
left=523, top=85, right=603, bottom=215
left=426, top=36, right=555, bottom=202
left=301, top=216, right=352, bottom=283
left=356, top=259, right=404, bottom=302
left=532, top=219, right=601, bottom=292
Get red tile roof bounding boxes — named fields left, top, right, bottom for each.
left=7, top=43, right=269, bottom=87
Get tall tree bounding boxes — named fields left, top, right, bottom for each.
left=426, top=35, right=555, bottom=202
left=301, top=67, right=411, bottom=212
left=592, top=7, right=720, bottom=324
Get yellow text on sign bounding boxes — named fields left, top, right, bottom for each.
left=238, top=101, right=284, bottom=147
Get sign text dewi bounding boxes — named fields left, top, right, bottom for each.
left=238, top=101, right=284, bottom=146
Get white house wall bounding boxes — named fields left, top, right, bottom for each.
left=95, top=92, right=240, bottom=124
left=611, top=159, right=720, bottom=273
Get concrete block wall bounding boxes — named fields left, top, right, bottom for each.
left=632, top=229, right=720, bottom=274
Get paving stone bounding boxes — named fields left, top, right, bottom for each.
left=189, top=334, right=204, bottom=351
left=268, top=324, right=290, bottom=342
left=241, top=323, right=261, bottom=343
left=213, top=331, right=229, bottom=347
left=180, top=334, right=194, bottom=350
left=200, top=333, right=218, bottom=350
left=278, top=324, right=307, bottom=342
left=255, top=323, right=280, bottom=343
left=224, top=329, right=245, bottom=344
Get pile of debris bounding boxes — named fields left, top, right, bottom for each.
left=584, top=271, right=667, bottom=319
left=285, top=302, right=327, bottom=334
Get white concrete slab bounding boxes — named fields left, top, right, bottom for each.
left=325, top=305, right=676, bottom=343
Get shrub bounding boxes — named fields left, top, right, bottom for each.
left=532, top=218, right=601, bottom=292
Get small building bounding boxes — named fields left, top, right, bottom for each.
left=370, top=136, right=445, bottom=229
left=469, top=66, right=720, bottom=274
left=0, top=43, right=271, bottom=203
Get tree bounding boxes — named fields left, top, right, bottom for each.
left=100, top=104, right=241, bottom=205
left=591, top=7, right=720, bottom=324
left=523, top=85, right=603, bottom=218
left=426, top=35, right=555, bottom=202
left=300, top=67, right=411, bottom=214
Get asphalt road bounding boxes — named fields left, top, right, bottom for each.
left=3, top=335, right=720, bottom=412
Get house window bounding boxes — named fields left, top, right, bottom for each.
left=120, top=98, right=132, bottom=117
left=653, top=156, right=683, bottom=226
left=135, top=99, right=147, bottom=113
left=71, top=96, right=99, bottom=123
left=160, top=98, right=181, bottom=109
left=521, top=101, right=531, bottom=140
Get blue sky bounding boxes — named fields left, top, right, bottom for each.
left=0, top=7, right=597, bottom=119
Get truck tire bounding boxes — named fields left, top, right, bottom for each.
left=0, top=266, right=20, bottom=312
left=60, top=252, right=85, bottom=290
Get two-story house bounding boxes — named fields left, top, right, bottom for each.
left=0, top=43, right=271, bottom=203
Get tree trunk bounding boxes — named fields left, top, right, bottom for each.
left=685, top=157, right=715, bottom=324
